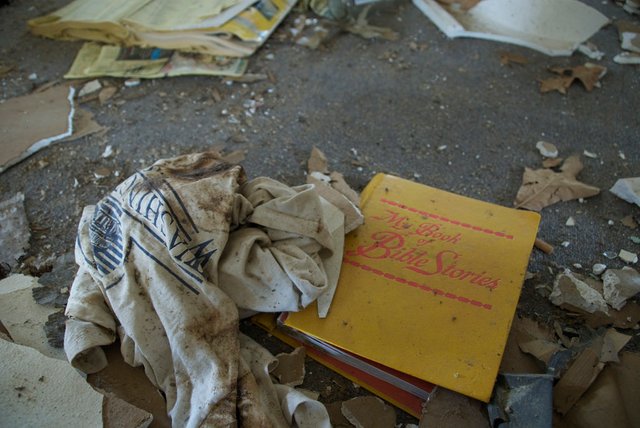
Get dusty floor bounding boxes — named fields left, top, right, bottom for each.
left=1, top=0, right=639, bottom=424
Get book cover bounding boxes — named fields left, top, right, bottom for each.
left=284, top=173, right=540, bottom=402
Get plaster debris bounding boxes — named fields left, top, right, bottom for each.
left=412, top=0, right=608, bottom=56
left=618, top=249, right=638, bottom=264
left=592, top=264, right=607, bottom=276
left=550, top=270, right=609, bottom=314
left=583, top=150, right=598, bottom=159
left=610, top=177, right=640, bottom=207
left=577, top=42, right=605, bottom=60
left=566, top=216, right=576, bottom=227
left=602, top=268, right=640, bottom=310
left=101, top=145, right=114, bottom=158
left=536, top=141, right=558, bottom=158
left=78, top=79, right=102, bottom=97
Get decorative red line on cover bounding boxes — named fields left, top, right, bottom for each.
left=379, top=198, right=514, bottom=240
left=344, top=258, right=493, bottom=310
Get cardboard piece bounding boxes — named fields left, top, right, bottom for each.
left=0, top=274, right=65, bottom=360
left=419, top=388, right=488, bottom=427
left=0, top=338, right=104, bottom=426
left=515, top=156, right=600, bottom=211
left=87, top=343, right=171, bottom=427
left=341, top=396, right=396, bottom=428
left=561, top=352, right=640, bottom=427
left=0, top=193, right=30, bottom=269
left=284, top=174, right=540, bottom=402
left=0, top=85, right=75, bottom=172
left=61, top=107, right=107, bottom=142
left=412, top=0, right=609, bottom=56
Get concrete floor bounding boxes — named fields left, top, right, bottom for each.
left=1, top=0, right=639, bottom=424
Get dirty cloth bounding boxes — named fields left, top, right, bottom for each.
left=64, top=152, right=339, bottom=427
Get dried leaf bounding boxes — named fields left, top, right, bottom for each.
left=540, top=63, right=607, bottom=94
left=514, top=155, right=600, bottom=210
left=499, top=52, right=528, bottom=66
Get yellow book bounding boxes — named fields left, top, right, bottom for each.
left=284, top=174, right=540, bottom=402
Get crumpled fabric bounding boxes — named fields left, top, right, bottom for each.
left=64, top=152, right=341, bottom=427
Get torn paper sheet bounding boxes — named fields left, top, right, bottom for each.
left=275, top=384, right=331, bottom=427
left=341, top=396, right=396, bottom=428
left=617, top=21, right=640, bottom=53
left=499, top=316, right=547, bottom=374
left=0, top=193, right=30, bottom=270
left=65, top=43, right=248, bottom=79
left=514, top=155, right=600, bottom=211
left=61, top=107, right=108, bottom=143
left=610, top=177, right=640, bottom=207
left=412, top=0, right=609, bottom=56
left=65, top=152, right=344, bottom=426
left=602, top=268, right=640, bottom=310
left=0, top=274, right=65, bottom=360
left=0, top=85, right=75, bottom=173
left=513, top=316, right=562, bottom=366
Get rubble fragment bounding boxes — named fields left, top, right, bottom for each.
left=592, top=263, right=607, bottom=276
left=536, top=140, right=558, bottom=158
left=0, top=193, right=30, bottom=270
left=514, top=155, right=600, bottom=211
left=602, top=268, right=640, bottom=310
left=566, top=216, right=576, bottom=226
left=78, top=79, right=102, bottom=97
left=618, top=249, right=638, bottom=264
left=610, top=177, right=640, bottom=207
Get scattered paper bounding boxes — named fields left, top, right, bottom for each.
left=514, top=155, right=600, bottom=211
left=0, top=193, right=30, bottom=270
left=412, top=0, right=609, bottom=56
left=613, top=51, right=640, bottom=64
left=577, top=42, right=605, bottom=60
left=610, top=177, right=640, bottom=207
left=602, top=268, right=640, bottom=310
left=341, top=396, right=396, bottom=428
left=539, top=63, right=607, bottom=94
left=99, top=86, right=118, bottom=104
left=514, top=317, right=562, bottom=365
left=271, top=347, right=306, bottom=387
left=0, top=85, right=75, bottom=172
left=550, top=270, right=608, bottom=314
left=553, top=347, right=601, bottom=415
left=65, top=43, right=248, bottom=79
